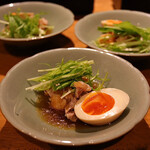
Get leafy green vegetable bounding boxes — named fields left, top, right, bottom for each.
left=26, top=59, right=108, bottom=91
left=98, top=26, right=124, bottom=34
left=95, top=21, right=150, bottom=53
left=0, top=9, right=54, bottom=38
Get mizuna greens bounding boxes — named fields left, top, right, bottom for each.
left=95, top=21, right=150, bottom=53
left=0, top=9, right=54, bottom=38
left=25, top=59, right=108, bottom=92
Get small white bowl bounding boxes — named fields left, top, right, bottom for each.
left=0, top=1, right=74, bottom=45
left=75, top=10, right=150, bottom=57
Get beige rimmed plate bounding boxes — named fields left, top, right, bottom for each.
left=0, top=48, right=149, bottom=145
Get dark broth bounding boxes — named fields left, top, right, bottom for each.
left=36, top=92, right=89, bottom=129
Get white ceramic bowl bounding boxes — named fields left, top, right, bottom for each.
left=75, top=10, right=150, bottom=57
left=0, top=1, right=74, bottom=45
left=0, top=48, right=149, bottom=145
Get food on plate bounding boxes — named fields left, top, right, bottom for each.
left=0, top=9, right=54, bottom=38
left=95, top=19, right=150, bottom=53
left=26, top=59, right=129, bottom=127
left=101, top=19, right=122, bottom=26
left=75, top=88, right=129, bottom=125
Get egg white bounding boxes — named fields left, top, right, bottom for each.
left=74, top=88, right=130, bottom=126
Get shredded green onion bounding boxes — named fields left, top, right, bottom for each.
left=0, top=9, right=54, bottom=38
left=26, top=59, right=109, bottom=91
left=95, top=21, right=150, bottom=53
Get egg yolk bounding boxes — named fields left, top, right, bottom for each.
left=81, top=92, right=115, bottom=115
left=102, top=20, right=122, bottom=26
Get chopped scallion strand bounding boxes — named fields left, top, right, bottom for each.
left=0, top=20, right=9, bottom=25
left=61, top=89, right=75, bottom=99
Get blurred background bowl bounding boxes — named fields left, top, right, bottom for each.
left=0, top=1, right=74, bottom=46
left=75, top=10, right=150, bottom=59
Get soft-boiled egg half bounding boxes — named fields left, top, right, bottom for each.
left=101, top=19, right=122, bottom=26
left=74, top=88, right=130, bottom=126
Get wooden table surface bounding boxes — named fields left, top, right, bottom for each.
left=0, top=0, right=150, bottom=149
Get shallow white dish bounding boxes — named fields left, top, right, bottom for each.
left=75, top=10, right=150, bottom=57
left=0, top=47, right=149, bottom=145
left=0, top=1, right=74, bottom=44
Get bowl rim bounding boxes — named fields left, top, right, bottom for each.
left=75, top=9, right=150, bottom=57
left=0, top=47, right=150, bottom=146
left=0, top=1, right=74, bottom=42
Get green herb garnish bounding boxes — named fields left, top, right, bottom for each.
left=95, top=21, right=150, bottom=53
left=0, top=9, right=54, bottom=38
left=26, top=59, right=108, bottom=91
